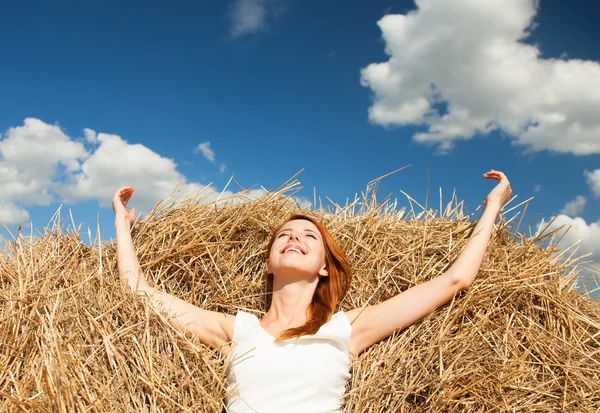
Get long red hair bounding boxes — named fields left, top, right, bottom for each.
left=265, top=214, right=352, bottom=341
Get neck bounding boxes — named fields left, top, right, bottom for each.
left=265, top=275, right=318, bottom=325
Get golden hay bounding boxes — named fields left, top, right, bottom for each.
left=1, top=179, right=599, bottom=412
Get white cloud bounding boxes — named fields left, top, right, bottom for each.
left=195, top=141, right=216, bottom=162
left=533, top=184, right=542, bottom=193
left=0, top=202, right=30, bottom=225
left=585, top=169, right=600, bottom=196
left=0, top=118, right=236, bottom=221
left=541, top=215, right=600, bottom=275
left=228, top=0, right=286, bottom=38
left=195, top=142, right=228, bottom=173
left=560, top=196, right=587, bottom=216
left=0, top=118, right=88, bottom=224
left=0, top=118, right=300, bottom=224
left=83, top=128, right=98, bottom=144
left=0, top=118, right=87, bottom=204
left=57, top=133, right=209, bottom=211
left=361, top=0, right=600, bottom=154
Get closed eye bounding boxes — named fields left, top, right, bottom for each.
left=306, top=233, right=317, bottom=239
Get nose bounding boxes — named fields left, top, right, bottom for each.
left=288, top=231, right=300, bottom=241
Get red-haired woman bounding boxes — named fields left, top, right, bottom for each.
left=112, top=170, right=511, bottom=413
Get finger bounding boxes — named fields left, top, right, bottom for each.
left=495, top=173, right=510, bottom=186
left=115, top=191, right=131, bottom=204
left=120, top=189, right=134, bottom=202
left=483, top=170, right=508, bottom=182
left=121, top=195, right=133, bottom=206
left=483, top=172, right=501, bottom=181
left=116, top=186, right=133, bottom=196
left=485, top=170, right=507, bottom=178
left=492, top=171, right=507, bottom=180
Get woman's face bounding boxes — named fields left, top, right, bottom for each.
left=267, top=219, right=328, bottom=278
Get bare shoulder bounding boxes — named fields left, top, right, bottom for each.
left=344, top=306, right=374, bottom=355
left=217, top=311, right=236, bottom=339
left=344, top=308, right=363, bottom=325
left=201, top=309, right=236, bottom=345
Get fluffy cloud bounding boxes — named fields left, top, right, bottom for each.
left=0, top=118, right=88, bottom=224
left=195, top=141, right=216, bottom=162
left=0, top=118, right=234, bottom=224
left=585, top=169, right=600, bottom=196
left=541, top=215, right=600, bottom=276
left=0, top=119, right=312, bottom=226
left=559, top=196, right=587, bottom=216
left=361, top=0, right=600, bottom=154
left=83, top=128, right=98, bottom=144
left=57, top=132, right=205, bottom=210
left=194, top=141, right=228, bottom=174
left=0, top=118, right=87, bottom=205
left=0, top=202, right=30, bottom=225
left=228, top=0, right=286, bottom=38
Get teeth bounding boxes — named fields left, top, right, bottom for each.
left=284, top=247, right=303, bottom=254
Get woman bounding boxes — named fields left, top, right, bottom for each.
left=113, top=170, right=511, bottom=413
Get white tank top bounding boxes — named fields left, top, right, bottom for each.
left=225, top=311, right=352, bottom=413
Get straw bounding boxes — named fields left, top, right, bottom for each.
left=1, top=177, right=599, bottom=412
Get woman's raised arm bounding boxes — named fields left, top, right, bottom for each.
left=346, top=170, right=512, bottom=356
left=113, top=187, right=234, bottom=349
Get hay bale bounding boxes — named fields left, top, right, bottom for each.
left=1, top=183, right=599, bottom=412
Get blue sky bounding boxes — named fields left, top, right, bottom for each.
left=1, top=0, right=599, bottom=280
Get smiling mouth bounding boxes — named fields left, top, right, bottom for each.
left=282, top=245, right=306, bottom=254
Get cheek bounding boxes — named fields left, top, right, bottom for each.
left=314, top=243, right=327, bottom=264
left=268, top=242, right=280, bottom=261
left=267, top=248, right=275, bottom=263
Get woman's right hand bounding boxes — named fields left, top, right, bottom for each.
left=113, top=187, right=136, bottom=227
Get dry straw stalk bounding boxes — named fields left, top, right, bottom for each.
left=1, top=176, right=599, bottom=412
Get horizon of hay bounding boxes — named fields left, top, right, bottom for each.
left=1, top=176, right=599, bottom=412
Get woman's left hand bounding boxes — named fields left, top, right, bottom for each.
left=483, top=170, right=512, bottom=209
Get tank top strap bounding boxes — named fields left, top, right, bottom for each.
left=315, top=311, right=352, bottom=348
left=232, top=311, right=260, bottom=342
